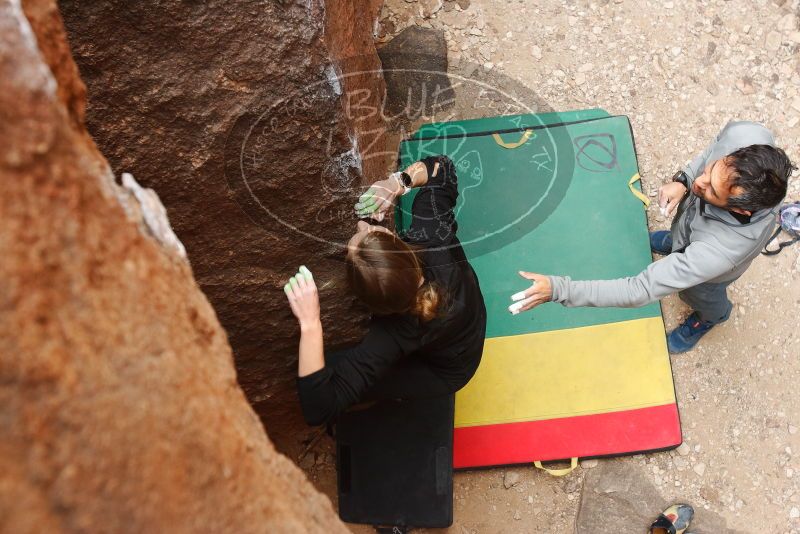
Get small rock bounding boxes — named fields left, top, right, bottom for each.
left=468, top=27, right=482, bottom=36
left=575, top=72, right=586, bottom=85
left=778, top=13, right=797, bottom=31
left=736, top=77, right=756, bottom=95
left=704, top=80, right=719, bottom=96
left=531, top=45, right=542, bottom=60
left=791, top=97, right=800, bottom=113
left=419, top=0, right=443, bottom=18
left=788, top=31, right=800, bottom=43
left=790, top=425, right=798, bottom=435
left=677, top=442, right=691, bottom=456
left=455, top=0, right=470, bottom=8
left=564, top=477, right=581, bottom=494
left=513, top=509, right=522, bottom=520
left=693, top=462, right=706, bottom=476
left=581, top=459, right=599, bottom=469
left=765, top=31, right=783, bottom=51
left=791, top=507, right=800, bottom=519
left=503, top=470, right=521, bottom=489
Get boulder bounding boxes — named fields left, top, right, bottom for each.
left=0, top=1, right=347, bottom=531
left=58, top=0, right=392, bottom=450
left=577, top=460, right=744, bottom=534
left=378, top=25, right=455, bottom=121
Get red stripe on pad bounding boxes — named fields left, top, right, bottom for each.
left=453, top=403, right=681, bottom=469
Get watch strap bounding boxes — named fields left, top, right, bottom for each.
left=672, top=170, right=689, bottom=187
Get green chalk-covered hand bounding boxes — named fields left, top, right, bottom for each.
left=354, top=174, right=404, bottom=222
left=284, top=265, right=320, bottom=329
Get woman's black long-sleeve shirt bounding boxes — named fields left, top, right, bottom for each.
left=296, top=156, right=487, bottom=425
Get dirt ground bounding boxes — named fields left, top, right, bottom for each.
left=298, top=0, right=800, bottom=532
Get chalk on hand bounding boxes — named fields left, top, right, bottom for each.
left=511, top=289, right=532, bottom=302
left=283, top=283, right=292, bottom=295
left=508, top=295, right=536, bottom=315
left=299, top=265, right=313, bottom=280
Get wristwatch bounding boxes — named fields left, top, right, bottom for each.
left=392, top=171, right=413, bottom=195
left=671, top=170, right=689, bottom=188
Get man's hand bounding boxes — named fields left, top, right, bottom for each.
left=658, top=181, right=688, bottom=218
left=354, top=174, right=404, bottom=222
left=284, top=266, right=321, bottom=331
left=508, top=272, right=553, bottom=314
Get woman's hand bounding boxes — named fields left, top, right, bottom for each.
left=508, top=271, right=552, bottom=314
left=355, top=174, right=404, bottom=222
left=657, top=181, right=688, bottom=218
left=284, top=266, right=321, bottom=330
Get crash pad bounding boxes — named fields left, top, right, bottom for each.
left=396, top=111, right=682, bottom=469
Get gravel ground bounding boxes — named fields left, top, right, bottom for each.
left=300, top=1, right=800, bottom=532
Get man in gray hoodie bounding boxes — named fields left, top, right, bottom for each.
left=513, top=121, right=794, bottom=353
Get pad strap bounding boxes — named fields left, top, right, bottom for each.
left=492, top=129, right=534, bottom=149
left=533, top=457, right=578, bottom=477
left=628, top=173, right=651, bottom=207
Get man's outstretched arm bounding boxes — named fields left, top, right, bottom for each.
left=513, top=241, right=735, bottom=312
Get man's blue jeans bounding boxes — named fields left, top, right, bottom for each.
left=678, top=278, right=736, bottom=324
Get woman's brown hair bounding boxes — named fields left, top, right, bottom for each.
left=346, top=231, right=442, bottom=322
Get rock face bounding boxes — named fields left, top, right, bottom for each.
left=0, top=1, right=348, bottom=532
left=59, top=0, right=392, bottom=450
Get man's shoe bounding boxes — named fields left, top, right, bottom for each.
left=667, top=313, right=716, bottom=354
left=650, top=230, right=673, bottom=255
left=649, top=503, right=694, bottom=534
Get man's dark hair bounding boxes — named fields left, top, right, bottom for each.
left=726, top=144, right=795, bottom=212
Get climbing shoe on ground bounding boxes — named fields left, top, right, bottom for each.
left=649, top=230, right=673, bottom=255
left=667, top=313, right=718, bottom=354
left=649, top=503, right=694, bottom=534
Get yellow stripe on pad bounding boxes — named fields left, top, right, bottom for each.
left=455, top=317, right=674, bottom=428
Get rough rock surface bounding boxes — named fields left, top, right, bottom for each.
left=576, top=460, right=742, bottom=534
left=59, top=0, right=392, bottom=450
left=0, top=1, right=347, bottom=532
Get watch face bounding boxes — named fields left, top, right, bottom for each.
left=401, top=172, right=412, bottom=187
left=673, top=171, right=688, bottom=184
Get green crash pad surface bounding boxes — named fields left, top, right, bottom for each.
left=397, top=113, right=659, bottom=337
left=409, top=108, right=610, bottom=140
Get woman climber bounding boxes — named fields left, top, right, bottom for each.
left=283, top=155, right=487, bottom=425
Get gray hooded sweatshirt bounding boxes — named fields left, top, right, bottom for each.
left=549, top=121, right=780, bottom=308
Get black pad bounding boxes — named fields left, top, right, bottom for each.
left=336, top=395, right=455, bottom=529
